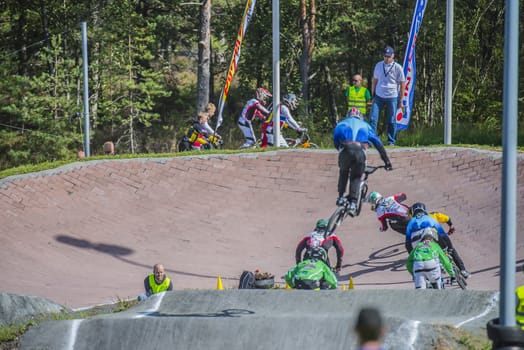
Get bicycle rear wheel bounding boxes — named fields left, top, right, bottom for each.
left=327, top=206, right=346, bottom=234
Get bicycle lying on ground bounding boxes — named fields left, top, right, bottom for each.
left=327, top=165, right=387, bottom=233
left=285, top=129, right=318, bottom=148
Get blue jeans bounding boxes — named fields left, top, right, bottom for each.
left=369, top=95, right=398, bottom=145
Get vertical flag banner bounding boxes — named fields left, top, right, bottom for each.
left=396, top=0, right=428, bottom=131
left=215, top=0, right=256, bottom=132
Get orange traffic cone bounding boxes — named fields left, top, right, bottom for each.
left=217, top=275, right=224, bottom=290
left=348, top=276, right=354, bottom=290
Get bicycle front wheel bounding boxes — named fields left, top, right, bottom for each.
left=453, top=265, right=467, bottom=290
left=327, top=206, right=346, bottom=234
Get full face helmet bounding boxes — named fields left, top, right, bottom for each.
left=282, top=93, right=299, bottom=110
left=305, top=246, right=328, bottom=264
left=421, top=227, right=439, bottom=242
left=368, top=192, right=383, bottom=211
left=410, top=202, right=427, bottom=217
left=315, top=219, right=328, bottom=231
left=347, top=106, right=363, bottom=119
left=256, top=87, right=272, bottom=105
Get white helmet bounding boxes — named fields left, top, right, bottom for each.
left=283, top=93, right=299, bottom=110
left=421, top=227, right=438, bottom=242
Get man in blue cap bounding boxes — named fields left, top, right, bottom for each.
left=369, top=46, right=406, bottom=146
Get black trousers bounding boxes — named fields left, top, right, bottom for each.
left=337, top=143, right=366, bottom=202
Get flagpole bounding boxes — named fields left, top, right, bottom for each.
left=272, top=0, right=280, bottom=146
left=444, top=0, right=453, bottom=144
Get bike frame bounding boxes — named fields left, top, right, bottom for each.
left=327, top=165, right=386, bottom=233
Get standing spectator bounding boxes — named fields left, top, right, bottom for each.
left=406, top=227, right=455, bottom=289
left=516, top=265, right=524, bottom=330
left=345, top=74, right=372, bottom=119
left=138, top=263, right=173, bottom=301
left=354, top=307, right=386, bottom=350
left=238, top=87, right=272, bottom=149
left=333, top=107, right=392, bottom=217
left=370, top=46, right=406, bottom=146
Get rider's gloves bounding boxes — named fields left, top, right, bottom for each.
left=379, top=225, right=388, bottom=232
left=448, top=226, right=455, bottom=235
left=298, top=127, right=307, bottom=133
left=385, top=162, right=393, bottom=171
left=335, top=265, right=341, bottom=273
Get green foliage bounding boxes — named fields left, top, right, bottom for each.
left=0, top=0, right=522, bottom=170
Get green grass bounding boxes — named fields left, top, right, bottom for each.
left=1, top=122, right=523, bottom=180
left=0, top=297, right=137, bottom=345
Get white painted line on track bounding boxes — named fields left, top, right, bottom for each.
left=64, top=319, right=82, bottom=350
left=134, top=292, right=166, bottom=318
left=391, top=319, right=420, bottom=349
left=455, top=292, right=499, bottom=328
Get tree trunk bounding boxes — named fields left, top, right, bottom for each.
left=197, top=0, right=211, bottom=113
left=323, top=64, right=339, bottom=127
left=299, top=0, right=316, bottom=115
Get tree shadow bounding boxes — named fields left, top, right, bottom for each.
left=55, top=235, right=134, bottom=256
left=55, top=234, right=239, bottom=281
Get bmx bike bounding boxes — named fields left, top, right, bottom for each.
left=327, top=165, right=386, bottom=234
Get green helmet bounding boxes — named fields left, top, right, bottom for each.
left=316, top=219, right=328, bottom=230
left=368, top=191, right=383, bottom=211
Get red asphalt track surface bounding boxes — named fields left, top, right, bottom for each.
left=1, top=148, right=523, bottom=309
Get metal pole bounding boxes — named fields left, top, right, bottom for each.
left=443, top=0, right=453, bottom=144
left=487, top=0, right=521, bottom=348
left=272, top=0, right=280, bottom=147
left=81, top=22, right=91, bottom=157
left=499, top=0, right=518, bottom=327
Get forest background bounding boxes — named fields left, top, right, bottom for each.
left=0, top=0, right=523, bottom=170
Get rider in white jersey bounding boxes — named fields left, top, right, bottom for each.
left=368, top=192, right=410, bottom=235
left=261, top=93, right=305, bottom=147
left=238, top=87, right=272, bottom=149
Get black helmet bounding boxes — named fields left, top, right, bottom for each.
left=304, top=247, right=328, bottom=263
left=410, top=202, right=427, bottom=217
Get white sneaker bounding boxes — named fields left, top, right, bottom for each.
left=348, top=201, right=357, bottom=217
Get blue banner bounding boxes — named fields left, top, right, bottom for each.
left=397, top=0, right=428, bottom=131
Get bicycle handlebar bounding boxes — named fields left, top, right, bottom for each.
left=364, top=165, right=387, bottom=175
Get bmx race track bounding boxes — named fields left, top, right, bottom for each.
left=1, top=147, right=523, bottom=349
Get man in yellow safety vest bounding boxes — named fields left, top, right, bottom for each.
left=345, top=74, right=372, bottom=118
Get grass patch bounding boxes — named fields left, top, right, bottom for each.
left=0, top=297, right=137, bottom=349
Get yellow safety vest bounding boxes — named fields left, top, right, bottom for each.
left=347, top=86, right=368, bottom=115
left=148, top=274, right=171, bottom=294
left=516, top=286, right=524, bottom=330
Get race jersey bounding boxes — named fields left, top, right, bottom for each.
left=406, top=214, right=447, bottom=243
left=295, top=230, right=344, bottom=268
left=239, top=98, right=270, bottom=123
left=406, top=241, right=454, bottom=277
left=376, top=195, right=409, bottom=221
